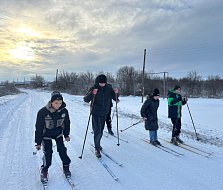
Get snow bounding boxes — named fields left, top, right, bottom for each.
left=0, top=90, right=222, bottom=190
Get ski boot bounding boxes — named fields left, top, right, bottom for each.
left=40, top=168, right=48, bottom=183
left=63, top=165, right=71, bottom=178
left=108, top=128, right=114, bottom=136
left=155, top=140, right=161, bottom=146
left=176, top=136, right=184, bottom=144
left=170, top=137, right=179, bottom=146
left=95, top=148, right=101, bottom=158
left=150, top=141, right=157, bottom=146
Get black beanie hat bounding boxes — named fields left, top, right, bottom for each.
left=174, top=85, right=181, bottom=90
left=152, top=88, right=160, bottom=97
left=51, top=91, right=63, bottom=102
left=97, top=74, right=107, bottom=83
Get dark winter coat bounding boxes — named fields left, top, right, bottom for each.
left=140, top=97, right=159, bottom=131
left=167, top=89, right=187, bottom=118
left=83, top=83, right=118, bottom=116
left=35, top=101, right=70, bottom=145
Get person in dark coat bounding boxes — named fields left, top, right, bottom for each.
left=168, top=85, right=187, bottom=145
left=94, top=75, right=117, bottom=135
left=35, top=92, right=71, bottom=182
left=140, top=88, right=161, bottom=146
left=83, top=74, right=119, bottom=158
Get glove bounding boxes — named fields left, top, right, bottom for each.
left=183, top=96, right=188, bottom=101
left=92, top=89, right=98, bottom=95
left=65, top=136, right=70, bottom=142
left=36, top=145, right=41, bottom=150
left=113, top=88, right=119, bottom=94
left=177, top=96, right=182, bottom=101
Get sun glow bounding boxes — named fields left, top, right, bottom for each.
left=9, top=44, right=35, bottom=61
left=16, top=27, right=42, bottom=38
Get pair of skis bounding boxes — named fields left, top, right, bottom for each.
left=160, top=138, right=213, bottom=158
left=39, top=155, right=75, bottom=190
left=141, top=138, right=183, bottom=157
left=90, top=144, right=122, bottom=180
left=40, top=168, right=75, bottom=190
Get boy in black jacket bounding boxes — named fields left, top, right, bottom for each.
left=35, top=92, right=71, bottom=182
left=84, top=74, right=119, bottom=158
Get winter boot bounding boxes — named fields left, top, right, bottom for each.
left=150, top=141, right=157, bottom=146
left=155, top=140, right=161, bottom=146
left=176, top=136, right=184, bottom=144
left=108, top=128, right=114, bottom=136
left=40, top=168, right=48, bottom=183
left=170, top=137, right=178, bottom=146
left=95, top=148, right=101, bottom=158
left=63, top=165, right=71, bottom=178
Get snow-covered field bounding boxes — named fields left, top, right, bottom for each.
left=0, top=90, right=222, bottom=190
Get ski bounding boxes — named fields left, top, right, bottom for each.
left=141, top=139, right=181, bottom=157
left=90, top=144, right=123, bottom=166
left=90, top=147, right=119, bottom=180
left=104, top=131, right=128, bottom=143
left=160, top=138, right=210, bottom=158
left=64, top=176, right=75, bottom=189
left=179, top=142, right=213, bottom=156
left=159, top=144, right=184, bottom=156
left=53, top=152, right=76, bottom=189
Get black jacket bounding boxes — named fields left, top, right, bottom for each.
left=83, top=83, right=118, bottom=116
left=140, top=97, right=159, bottom=131
left=35, top=101, right=70, bottom=145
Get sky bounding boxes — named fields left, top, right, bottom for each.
left=0, top=0, right=222, bottom=81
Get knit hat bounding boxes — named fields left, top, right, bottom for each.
left=97, top=74, right=107, bottom=83
left=51, top=91, right=63, bottom=102
left=174, top=85, right=181, bottom=90
left=152, top=88, right=160, bottom=97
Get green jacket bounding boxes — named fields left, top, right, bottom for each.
left=167, top=89, right=186, bottom=118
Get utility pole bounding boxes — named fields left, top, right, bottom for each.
left=141, top=49, right=146, bottom=103
left=56, top=69, right=58, bottom=89
left=163, top=72, right=168, bottom=98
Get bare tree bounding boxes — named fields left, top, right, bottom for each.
left=116, top=66, right=136, bottom=95
left=30, top=75, right=45, bottom=88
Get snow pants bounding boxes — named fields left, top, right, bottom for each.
left=42, top=136, right=71, bottom=171
left=105, top=106, right=112, bottom=129
left=171, top=118, right=182, bottom=137
left=92, top=115, right=106, bottom=149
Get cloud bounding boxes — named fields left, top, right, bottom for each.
left=0, top=0, right=222, bottom=81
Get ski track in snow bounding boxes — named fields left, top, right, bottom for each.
left=0, top=90, right=223, bottom=190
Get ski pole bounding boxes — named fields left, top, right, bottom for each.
left=186, top=102, right=199, bottom=141
left=115, top=93, right=120, bottom=146
left=79, top=95, right=95, bottom=159
left=120, top=120, right=143, bottom=132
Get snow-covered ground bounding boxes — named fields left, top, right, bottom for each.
left=0, top=90, right=222, bottom=190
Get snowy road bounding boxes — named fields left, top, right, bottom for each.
left=0, top=90, right=222, bottom=190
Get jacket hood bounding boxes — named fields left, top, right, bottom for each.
left=46, top=101, right=66, bottom=113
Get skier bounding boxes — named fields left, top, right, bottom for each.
left=140, top=88, right=161, bottom=146
left=95, top=75, right=118, bottom=136
left=35, top=92, right=71, bottom=182
left=84, top=74, right=119, bottom=158
left=167, top=85, right=187, bottom=145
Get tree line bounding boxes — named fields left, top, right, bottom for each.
left=1, top=66, right=223, bottom=98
